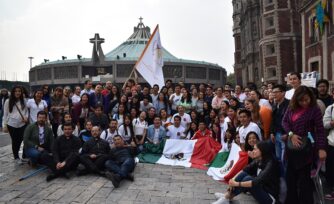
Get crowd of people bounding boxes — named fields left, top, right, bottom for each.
left=1, top=74, right=334, bottom=203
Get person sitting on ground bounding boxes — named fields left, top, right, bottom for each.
left=24, top=111, right=54, bottom=166
left=146, top=116, right=166, bottom=146
left=166, top=115, right=186, bottom=139
left=43, top=122, right=82, bottom=182
left=88, top=104, right=109, bottom=130
left=79, top=120, right=93, bottom=143
left=244, top=131, right=260, bottom=163
left=105, top=135, right=136, bottom=188
left=132, top=111, right=148, bottom=151
left=213, top=141, right=280, bottom=204
left=77, top=126, right=110, bottom=176
left=192, top=121, right=212, bottom=140
left=57, top=112, right=79, bottom=137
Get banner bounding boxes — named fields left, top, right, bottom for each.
left=135, top=25, right=165, bottom=89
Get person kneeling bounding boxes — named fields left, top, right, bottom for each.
left=77, top=126, right=110, bottom=176
left=213, top=141, right=280, bottom=204
left=43, top=123, right=82, bottom=182
left=105, top=135, right=136, bottom=188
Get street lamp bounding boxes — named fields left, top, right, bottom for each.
left=28, top=57, right=33, bottom=68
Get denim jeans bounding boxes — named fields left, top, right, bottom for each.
left=105, top=158, right=135, bottom=178
left=232, top=171, right=276, bottom=204
left=274, top=132, right=285, bottom=161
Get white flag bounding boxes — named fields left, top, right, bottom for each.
left=135, top=25, right=164, bottom=89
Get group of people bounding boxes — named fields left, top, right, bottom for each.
left=0, top=74, right=333, bottom=203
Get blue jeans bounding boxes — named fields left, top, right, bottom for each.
left=274, top=132, right=285, bottom=161
left=105, top=158, right=135, bottom=178
left=232, top=171, right=276, bottom=204
left=25, top=148, right=43, bottom=164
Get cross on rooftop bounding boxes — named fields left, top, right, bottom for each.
left=90, top=33, right=105, bottom=50
left=139, top=16, right=143, bottom=24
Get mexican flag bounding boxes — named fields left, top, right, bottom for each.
left=207, top=143, right=249, bottom=182
left=137, top=137, right=222, bottom=170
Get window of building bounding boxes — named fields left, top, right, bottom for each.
left=209, top=69, right=220, bottom=80
left=267, top=67, right=277, bottom=78
left=116, top=64, right=133, bottom=77
left=163, top=65, right=182, bottom=78
left=311, top=61, right=319, bottom=72
left=265, top=16, right=275, bottom=29
left=265, top=0, right=274, bottom=5
left=54, top=66, right=77, bottom=79
left=37, top=68, right=51, bottom=81
left=186, top=66, right=206, bottom=79
left=266, top=44, right=275, bottom=55
left=309, top=16, right=320, bottom=43
left=29, top=71, right=35, bottom=82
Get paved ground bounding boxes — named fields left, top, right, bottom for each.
left=0, top=133, right=257, bottom=204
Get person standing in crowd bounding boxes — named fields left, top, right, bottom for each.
left=43, top=123, right=81, bottom=182
left=71, top=86, right=81, bottom=105
left=42, top=85, right=51, bottom=110
left=191, top=88, right=199, bottom=109
left=118, top=115, right=134, bottom=144
left=50, top=87, right=69, bottom=137
left=80, top=80, right=95, bottom=96
left=150, top=84, right=159, bottom=105
left=89, top=84, right=104, bottom=111
left=167, top=115, right=186, bottom=139
left=89, top=104, right=109, bottom=130
left=63, top=86, right=73, bottom=111
left=132, top=111, right=148, bottom=151
left=71, top=93, right=90, bottom=131
left=169, top=84, right=182, bottom=115
left=101, top=119, right=119, bottom=147
left=205, top=86, right=214, bottom=104
left=154, top=92, right=170, bottom=115
left=282, top=85, right=327, bottom=204
left=179, top=89, right=192, bottom=113
left=112, top=103, right=126, bottom=127
left=146, top=116, right=166, bottom=145
left=317, top=79, right=333, bottom=108
left=24, top=111, right=53, bottom=166
left=323, top=101, right=334, bottom=200
left=171, top=105, right=191, bottom=131
left=270, top=84, right=290, bottom=163
left=27, top=89, right=48, bottom=123
left=285, top=72, right=301, bottom=100
left=146, top=107, right=156, bottom=126
left=0, top=89, right=9, bottom=132
left=79, top=120, right=93, bottom=143
left=78, top=126, right=110, bottom=176
left=238, top=109, right=262, bottom=151
left=249, top=90, right=272, bottom=110
left=211, top=87, right=225, bottom=111
left=101, top=81, right=113, bottom=96
left=139, top=96, right=153, bottom=112
left=213, top=141, right=280, bottom=204
left=104, top=85, right=120, bottom=115
left=138, top=86, right=152, bottom=103
left=57, top=112, right=79, bottom=137
left=3, top=86, right=29, bottom=163
left=234, top=85, right=247, bottom=103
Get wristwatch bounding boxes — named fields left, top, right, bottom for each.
left=288, top=131, right=293, bottom=140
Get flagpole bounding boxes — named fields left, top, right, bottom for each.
left=122, top=24, right=160, bottom=90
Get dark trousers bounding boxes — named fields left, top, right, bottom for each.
left=326, top=145, right=334, bottom=189
left=25, top=148, right=50, bottom=164
left=285, top=162, right=313, bottom=204
left=41, top=153, right=80, bottom=175
left=105, top=158, right=135, bottom=178
left=79, top=154, right=109, bottom=173
left=51, top=123, right=59, bottom=138
left=232, top=171, right=276, bottom=204
left=7, top=125, right=26, bottom=159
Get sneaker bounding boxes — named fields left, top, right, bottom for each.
left=325, top=192, right=334, bottom=200
left=46, top=174, right=58, bottom=182
left=126, top=173, right=134, bottom=182
left=105, top=172, right=121, bottom=188
left=214, top=192, right=224, bottom=199
left=20, top=158, right=29, bottom=163
left=14, top=158, right=23, bottom=165
left=211, top=197, right=228, bottom=204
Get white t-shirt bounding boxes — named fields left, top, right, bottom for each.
left=80, top=89, right=95, bottom=96
left=101, top=129, right=119, bottom=146
left=285, top=88, right=295, bottom=100
left=139, top=101, right=154, bottom=112
left=238, top=122, right=262, bottom=144
left=118, top=124, right=133, bottom=142
left=132, top=118, right=148, bottom=135
left=26, top=99, right=48, bottom=123
left=259, top=99, right=272, bottom=110
left=235, top=93, right=247, bottom=103
left=169, top=93, right=182, bottom=110
left=167, top=125, right=185, bottom=139
left=220, top=117, right=231, bottom=146
left=171, top=113, right=191, bottom=129
left=57, top=125, right=79, bottom=137
left=71, top=94, right=81, bottom=104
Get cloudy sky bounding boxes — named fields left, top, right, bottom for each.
left=0, top=0, right=234, bottom=81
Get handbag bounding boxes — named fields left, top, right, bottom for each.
left=15, top=103, right=29, bottom=124
left=287, top=135, right=310, bottom=151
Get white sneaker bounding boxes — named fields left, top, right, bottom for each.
left=211, top=197, right=228, bottom=204
left=14, top=158, right=23, bottom=165
left=214, top=192, right=224, bottom=199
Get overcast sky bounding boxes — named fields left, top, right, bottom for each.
left=0, top=0, right=234, bottom=82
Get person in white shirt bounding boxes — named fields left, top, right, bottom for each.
left=57, top=113, right=79, bottom=137
left=237, top=109, right=262, bottom=151
left=250, top=90, right=272, bottom=110
left=171, top=105, right=191, bottom=131
left=71, top=86, right=81, bottom=104
left=3, top=86, right=29, bottom=162
left=118, top=115, right=134, bottom=144
left=139, top=96, right=154, bottom=112
left=132, top=111, right=148, bottom=150
left=101, top=119, right=119, bottom=147
left=285, top=72, right=301, bottom=100
left=169, top=85, right=182, bottom=115
left=167, top=115, right=186, bottom=139
left=150, top=84, right=160, bottom=105
left=212, top=87, right=225, bottom=110
left=27, top=90, right=48, bottom=123
left=80, top=80, right=95, bottom=96
left=234, top=85, right=247, bottom=103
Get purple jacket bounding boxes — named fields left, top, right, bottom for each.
left=282, top=106, right=327, bottom=151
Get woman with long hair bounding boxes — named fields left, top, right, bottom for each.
left=282, top=86, right=327, bottom=204
left=112, top=103, right=126, bottom=127
left=180, top=89, right=192, bottom=113
left=154, top=92, right=170, bottom=115
left=3, top=86, right=29, bottom=162
left=213, top=141, right=279, bottom=204
left=26, top=89, right=48, bottom=123
left=227, top=106, right=239, bottom=129
left=186, top=122, right=198, bottom=139
left=71, top=93, right=91, bottom=131
left=104, top=85, right=120, bottom=114
left=118, top=114, right=135, bottom=144
left=159, top=108, right=172, bottom=129
left=220, top=101, right=230, bottom=116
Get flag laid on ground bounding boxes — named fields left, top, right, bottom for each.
left=137, top=137, right=221, bottom=170
left=207, top=143, right=242, bottom=181
left=135, top=24, right=165, bottom=89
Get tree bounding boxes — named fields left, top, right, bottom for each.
left=226, top=72, right=236, bottom=87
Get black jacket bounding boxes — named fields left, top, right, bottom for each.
left=52, top=135, right=81, bottom=163
left=108, top=146, right=136, bottom=163
left=243, top=158, right=280, bottom=200
left=270, top=98, right=290, bottom=135
left=82, top=137, right=110, bottom=155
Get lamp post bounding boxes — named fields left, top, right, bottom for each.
left=28, top=57, right=33, bottom=68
